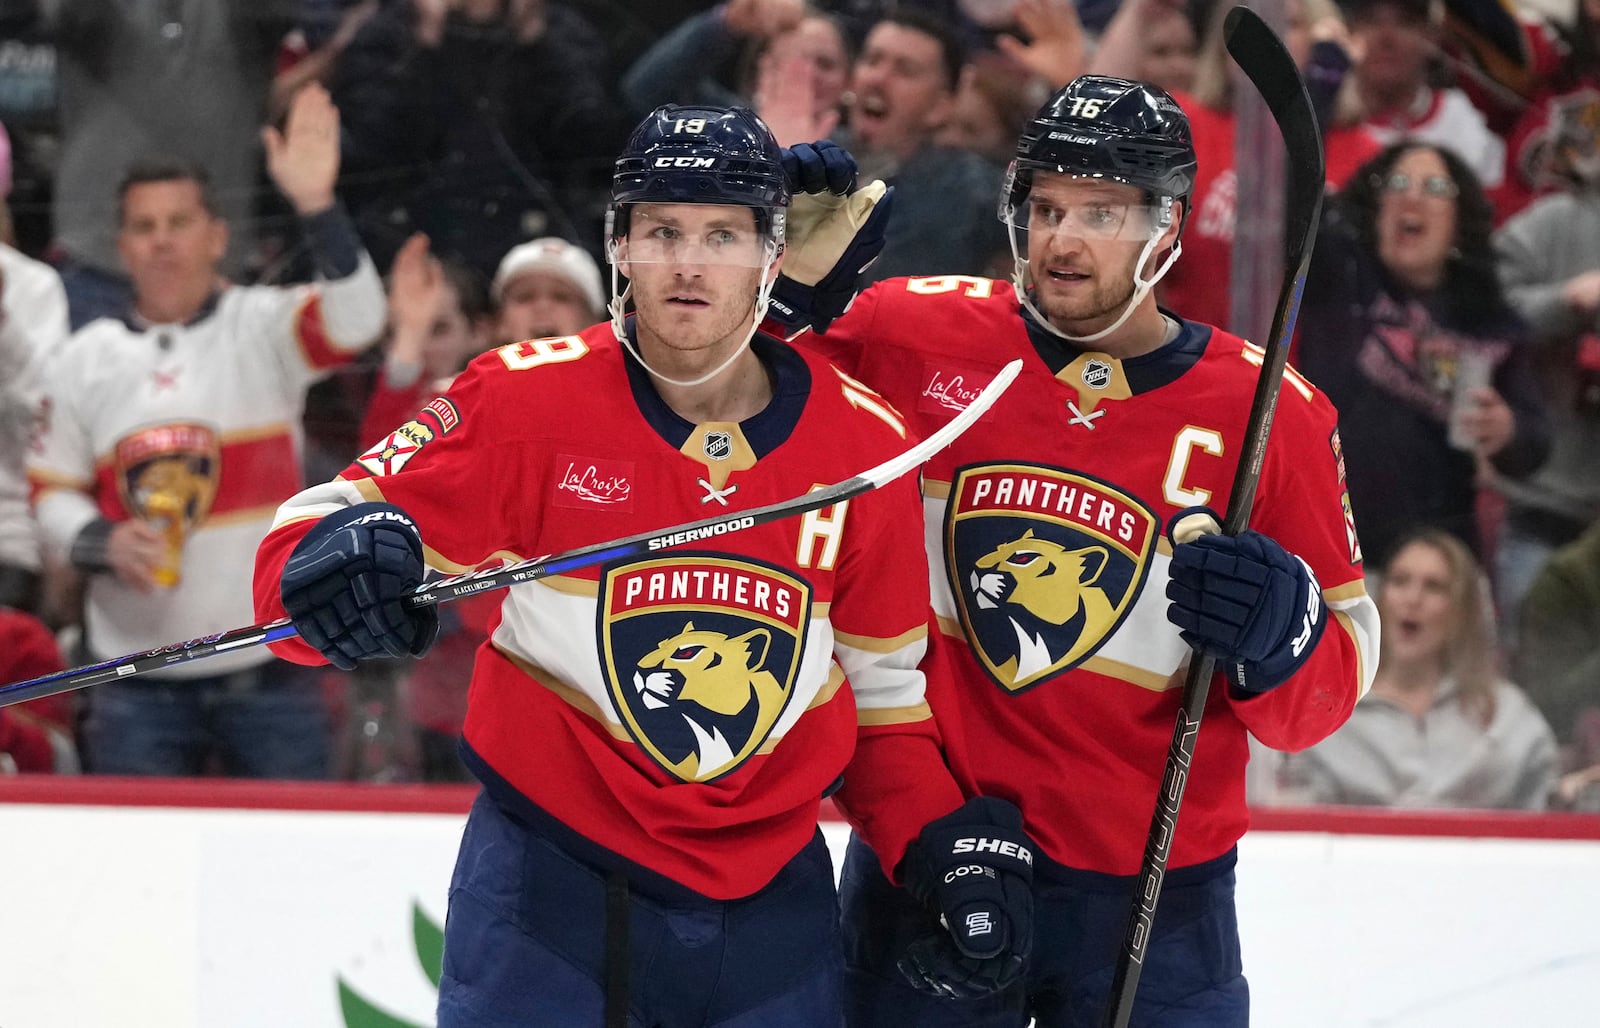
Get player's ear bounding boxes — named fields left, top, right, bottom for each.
left=1161, top=200, right=1185, bottom=252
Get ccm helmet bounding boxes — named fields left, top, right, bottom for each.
left=609, top=104, right=789, bottom=244
left=1002, top=75, right=1196, bottom=226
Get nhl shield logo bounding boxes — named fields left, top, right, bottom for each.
left=704, top=431, right=733, bottom=462
left=945, top=463, right=1157, bottom=693
left=599, top=555, right=812, bottom=782
left=1081, top=359, right=1113, bottom=390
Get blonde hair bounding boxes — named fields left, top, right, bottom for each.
left=1380, top=530, right=1500, bottom=727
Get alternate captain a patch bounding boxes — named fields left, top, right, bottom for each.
left=356, top=398, right=460, bottom=477
left=599, top=555, right=812, bottom=782
left=946, top=463, right=1157, bottom=693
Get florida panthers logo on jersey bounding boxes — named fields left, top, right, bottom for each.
left=113, top=423, right=220, bottom=529
left=946, top=463, right=1157, bottom=693
left=599, top=555, right=812, bottom=782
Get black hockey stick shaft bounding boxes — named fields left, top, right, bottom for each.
left=1103, top=9, right=1325, bottom=1027
left=0, top=359, right=1023, bottom=711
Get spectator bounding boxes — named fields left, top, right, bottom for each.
left=933, top=49, right=1047, bottom=163
left=0, top=606, right=76, bottom=773
left=1441, top=0, right=1600, bottom=220
left=841, top=9, right=1010, bottom=280
left=26, top=85, right=387, bottom=778
left=1149, top=0, right=1382, bottom=332
left=323, top=0, right=627, bottom=280
left=0, top=8, right=57, bottom=256
left=489, top=234, right=606, bottom=346
left=17, top=0, right=303, bottom=329
left=1492, top=141, right=1600, bottom=633
left=1346, top=0, right=1506, bottom=190
left=620, top=0, right=855, bottom=145
left=359, top=233, right=493, bottom=447
left=0, top=148, right=69, bottom=613
left=1513, top=517, right=1600, bottom=809
left=1298, top=141, right=1549, bottom=570
left=1088, top=0, right=1198, bottom=95
left=1281, top=530, right=1557, bottom=810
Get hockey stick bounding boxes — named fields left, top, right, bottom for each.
left=0, top=359, right=1023, bottom=710
left=1103, top=9, right=1325, bottom=1027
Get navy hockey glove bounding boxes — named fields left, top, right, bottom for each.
left=1164, top=506, right=1325, bottom=694
left=898, top=797, right=1035, bottom=999
left=768, top=140, right=893, bottom=334
left=280, top=503, right=439, bottom=671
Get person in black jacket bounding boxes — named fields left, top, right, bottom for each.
left=1298, top=140, right=1550, bottom=571
left=323, top=0, right=627, bottom=278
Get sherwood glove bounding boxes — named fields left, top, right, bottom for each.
left=1165, top=506, right=1325, bottom=694
left=898, top=797, right=1035, bottom=999
left=280, top=503, right=439, bottom=671
left=768, top=140, right=892, bottom=334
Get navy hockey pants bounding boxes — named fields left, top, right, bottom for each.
left=437, top=792, right=846, bottom=1027
left=839, top=833, right=1248, bottom=1027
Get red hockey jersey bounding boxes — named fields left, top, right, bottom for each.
left=254, top=326, right=962, bottom=898
left=803, top=276, right=1379, bottom=875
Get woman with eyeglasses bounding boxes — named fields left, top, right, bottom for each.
left=1297, top=141, right=1551, bottom=573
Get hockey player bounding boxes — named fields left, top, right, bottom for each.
left=783, top=76, right=1382, bottom=1025
left=250, top=105, right=1034, bottom=1026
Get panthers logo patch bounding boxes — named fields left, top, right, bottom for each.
left=113, top=423, right=220, bottom=529
left=946, top=463, right=1157, bottom=693
left=599, top=555, right=811, bottom=782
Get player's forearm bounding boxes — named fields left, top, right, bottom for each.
left=834, top=729, right=965, bottom=882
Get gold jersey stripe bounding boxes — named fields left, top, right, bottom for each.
left=833, top=622, right=927, bottom=654
left=858, top=701, right=933, bottom=726
left=494, top=644, right=633, bottom=741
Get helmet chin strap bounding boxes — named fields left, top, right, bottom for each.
left=1007, top=210, right=1182, bottom=346
left=608, top=242, right=781, bottom=389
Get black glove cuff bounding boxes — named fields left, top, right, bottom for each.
left=904, top=797, right=1035, bottom=901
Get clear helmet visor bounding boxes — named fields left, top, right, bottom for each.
left=1001, top=195, right=1167, bottom=246
left=607, top=204, right=786, bottom=269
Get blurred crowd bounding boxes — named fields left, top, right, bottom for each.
left=1, top=0, right=1599, bottom=814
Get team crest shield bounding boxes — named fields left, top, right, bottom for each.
left=113, top=423, right=221, bottom=530
left=946, top=463, right=1158, bottom=693
left=599, top=555, right=812, bottom=782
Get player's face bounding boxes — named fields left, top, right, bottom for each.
left=1024, top=173, right=1178, bottom=333
left=1377, top=540, right=1456, bottom=666
left=848, top=22, right=954, bottom=159
left=117, top=179, right=228, bottom=322
left=1375, top=147, right=1459, bottom=291
left=496, top=271, right=595, bottom=344
left=620, top=203, right=773, bottom=363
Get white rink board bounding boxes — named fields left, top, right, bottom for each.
left=0, top=803, right=1596, bottom=1027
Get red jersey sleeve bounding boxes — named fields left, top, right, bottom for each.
left=1227, top=364, right=1378, bottom=750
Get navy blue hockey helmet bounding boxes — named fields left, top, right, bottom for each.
left=610, top=104, right=790, bottom=243
left=1003, top=75, right=1197, bottom=223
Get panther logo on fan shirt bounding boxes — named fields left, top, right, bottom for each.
left=946, top=463, right=1157, bottom=693
left=599, top=555, right=811, bottom=782
left=114, top=423, right=220, bottom=529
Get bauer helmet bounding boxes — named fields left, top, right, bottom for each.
left=1001, top=75, right=1196, bottom=228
